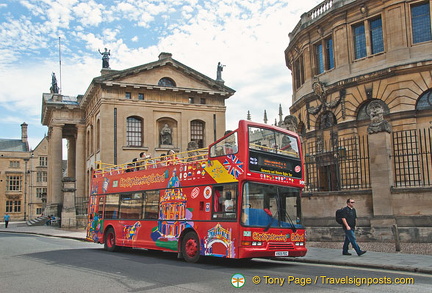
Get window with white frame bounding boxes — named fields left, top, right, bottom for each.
left=7, top=175, right=22, bottom=191
left=127, top=116, right=143, bottom=147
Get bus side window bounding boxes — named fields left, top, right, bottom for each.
left=143, top=191, right=159, bottom=219
left=104, top=194, right=119, bottom=219
left=98, top=197, right=105, bottom=219
left=213, top=188, right=223, bottom=212
left=212, top=185, right=237, bottom=219
left=224, top=191, right=234, bottom=212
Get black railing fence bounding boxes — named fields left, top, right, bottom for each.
left=393, top=128, right=431, bottom=187
left=303, top=127, right=431, bottom=192
left=304, top=134, right=370, bottom=192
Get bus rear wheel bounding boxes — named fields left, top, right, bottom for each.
left=104, top=227, right=120, bottom=252
left=181, top=232, right=201, bottom=263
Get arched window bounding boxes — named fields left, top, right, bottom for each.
left=127, top=116, right=143, bottom=147
left=158, top=77, right=176, bottom=87
left=190, top=120, right=205, bottom=148
left=317, top=111, right=337, bottom=130
left=87, top=129, right=91, bottom=157
left=357, top=99, right=390, bottom=121
left=416, top=89, right=432, bottom=110
left=96, top=119, right=100, bottom=151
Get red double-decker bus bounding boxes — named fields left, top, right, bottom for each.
left=87, top=120, right=307, bottom=262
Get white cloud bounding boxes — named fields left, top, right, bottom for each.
left=0, top=0, right=322, bottom=145
left=73, top=2, right=104, bottom=27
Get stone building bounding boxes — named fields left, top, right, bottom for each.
left=41, top=52, right=235, bottom=227
left=0, top=124, right=48, bottom=221
left=285, top=0, right=432, bottom=242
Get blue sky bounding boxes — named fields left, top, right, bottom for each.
left=0, top=0, right=321, bottom=149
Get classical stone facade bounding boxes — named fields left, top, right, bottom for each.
left=285, top=0, right=432, bottom=242
left=0, top=124, right=48, bottom=221
left=41, top=52, right=235, bottom=227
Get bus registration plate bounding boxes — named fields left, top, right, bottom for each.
left=275, top=251, right=289, bottom=256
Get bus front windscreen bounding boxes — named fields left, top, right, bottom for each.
left=248, top=126, right=302, bottom=179
left=248, top=126, right=299, bottom=158
left=241, top=182, right=302, bottom=229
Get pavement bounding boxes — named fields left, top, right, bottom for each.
left=1, top=221, right=431, bottom=275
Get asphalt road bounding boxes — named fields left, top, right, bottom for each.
left=1, top=233, right=431, bottom=292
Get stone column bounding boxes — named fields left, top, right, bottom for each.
left=48, top=124, right=63, bottom=215
left=67, top=135, right=76, bottom=177
left=75, top=124, right=86, bottom=201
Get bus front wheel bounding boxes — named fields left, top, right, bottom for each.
left=181, top=232, right=201, bottom=263
left=104, top=227, right=120, bottom=252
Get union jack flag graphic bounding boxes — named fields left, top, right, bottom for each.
left=223, top=155, right=244, bottom=178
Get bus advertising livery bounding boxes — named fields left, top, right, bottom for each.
left=87, top=120, right=307, bottom=262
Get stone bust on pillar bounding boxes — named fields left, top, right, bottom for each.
left=367, top=100, right=391, bottom=134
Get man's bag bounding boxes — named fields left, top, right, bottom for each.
left=335, top=208, right=344, bottom=225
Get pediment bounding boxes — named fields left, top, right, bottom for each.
left=92, top=53, right=234, bottom=94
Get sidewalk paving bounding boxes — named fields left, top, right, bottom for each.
left=1, top=221, right=431, bottom=274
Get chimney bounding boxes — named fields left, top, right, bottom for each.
left=158, top=52, right=172, bottom=60
left=21, top=122, right=28, bottom=143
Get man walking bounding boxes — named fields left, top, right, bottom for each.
left=3, top=213, right=10, bottom=228
left=341, top=199, right=366, bottom=256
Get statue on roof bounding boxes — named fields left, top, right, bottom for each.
left=216, top=62, right=225, bottom=82
left=50, top=72, right=59, bottom=94
left=98, top=48, right=110, bottom=69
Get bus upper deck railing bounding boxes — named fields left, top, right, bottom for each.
left=94, top=148, right=208, bottom=176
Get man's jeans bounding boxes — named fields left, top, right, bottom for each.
left=343, top=229, right=362, bottom=255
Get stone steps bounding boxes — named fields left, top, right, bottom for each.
left=26, top=216, right=48, bottom=226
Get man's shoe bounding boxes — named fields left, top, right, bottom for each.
left=342, top=252, right=352, bottom=255
left=358, top=251, right=367, bottom=256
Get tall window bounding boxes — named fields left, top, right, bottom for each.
left=412, top=2, right=432, bottom=44
left=294, top=55, right=305, bottom=89
left=190, top=120, right=205, bottom=148
left=353, top=23, right=367, bottom=59
left=326, top=38, right=334, bottom=70
left=37, top=171, right=47, bottom=183
left=127, top=116, right=143, bottom=147
left=36, top=188, right=47, bottom=198
left=39, top=157, right=48, bottom=167
left=96, top=119, right=100, bottom=151
left=138, top=93, right=144, bottom=100
left=353, top=16, right=384, bottom=60
left=370, top=17, right=384, bottom=54
left=315, top=37, right=334, bottom=74
left=316, top=43, right=324, bottom=74
left=125, top=92, right=131, bottom=99
left=7, top=175, right=22, bottom=191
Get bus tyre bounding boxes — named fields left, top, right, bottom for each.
left=181, top=232, right=201, bottom=263
left=104, top=227, right=120, bottom=252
